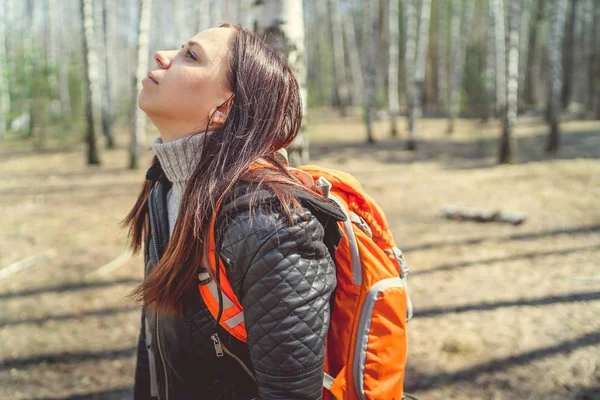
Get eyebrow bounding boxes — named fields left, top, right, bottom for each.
left=187, top=40, right=208, bottom=60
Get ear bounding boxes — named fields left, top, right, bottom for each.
left=208, top=94, right=235, bottom=129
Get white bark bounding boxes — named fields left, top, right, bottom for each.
left=254, top=0, right=309, bottom=163
left=570, top=0, right=593, bottom=111
left=0, top=0, right=9, bottom=137
left=81, top=0, right=101, bottom=164
left=517, top=0, right=533, bottom=108
left=448, top=0, right=475, bottom=132
left=210, top=0, right=222, bottom=27
left=404, top=0, right=417, bottom=133
left=130, top=0, right=152, bottom=169
left=499, top=0, right=521, bottom=163
left=484, top=0, right=497, bottom=118
left=436, top=0, right=448, bottom=109
left=388, top=0, right=400, bottom=135
left=409, top=0, right=432, bottom=148
left=196, top=0, right=210, bottom=32
left=328, top=0, right=350, bottom=115
left=546, top=0, right=568, bottom=152
left=492, top=0, right=506, bottom=113
left=365, top=0, right=379, bottom=144
left=343, top=12, right=364, bottom=107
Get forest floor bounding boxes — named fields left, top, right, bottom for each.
left=0, top=114, right=599, bottom=400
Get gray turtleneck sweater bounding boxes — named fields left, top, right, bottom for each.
left=152, top=133, right=289, bottom=238
left=152, top=133, right=208, bottom=237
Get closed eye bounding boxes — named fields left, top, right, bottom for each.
left=181, top=45, right=198, bottom=61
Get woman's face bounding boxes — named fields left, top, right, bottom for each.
left=138, top=27, right=235, bottom=140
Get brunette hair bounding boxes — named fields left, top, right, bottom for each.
left=122, top=24, right=316, bottom=315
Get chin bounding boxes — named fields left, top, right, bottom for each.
left=137, top=91, right=155, bottom=114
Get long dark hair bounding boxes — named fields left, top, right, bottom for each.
left=122, top=24, right=317, bottom=315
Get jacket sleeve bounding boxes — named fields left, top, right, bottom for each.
left=218, top=206, right=337, bottom=400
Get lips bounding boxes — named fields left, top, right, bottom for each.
left=147, top=72, right=158, bottom=84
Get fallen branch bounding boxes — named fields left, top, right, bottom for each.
left=0, top=249, right=57, bottom=280
left=443, top=205, right=526, bottom=225
left=87, top=251, right=133, bottom=278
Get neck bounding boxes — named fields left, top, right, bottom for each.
left=148, top=115, right=210, bottom=143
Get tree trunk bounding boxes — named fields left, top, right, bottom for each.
left=492, top=0, right=506, bottom=118
left=197, top=0, right=211, bottom=31
left=81, top=0, right=101, bottom=165
left=561, top=1, right=575, bottom=108
left=408, top=0, right=432, bottom=150
left=365, top=0, right=379, bottom=144
left=388, top=0, right=400, bottom=136
left=97, top=0, right=114, bottom=148
left=517, top=0, right=533, bottom=111
left=328, top=0, right=350, bottom=116
left=254, top=0, right=310, bottom=164
left=436, top=0, right=448, bottom=110
left=210, top=0, right=222, bottom=27
left=343, top=11, right=364, bottom=108
left=569, top=0, right=593, bottom=114
left=592, top=1, right=600, bottom=118
left=525, top=0, right=545, bottom=107
left=484, top=0, right=497, bottom=120
left=0, top=0, right=9, bottom=138
left=546, top=0, right=568, bottom=153
left=130, top=0, right=152, bottom=169
left=447, top=0, right=475, bottom=133
left=499, top=0, right=521, bottom=164
left=404, top=0, right=417, bottom=137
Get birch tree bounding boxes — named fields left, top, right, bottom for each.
left=130, top=0, right=152, bottom=169
left=343, top=12, right=364, bottom=107
left=408, top=0, right=432, bottom=150
left=499, top=0, right=521, bottom=164
left=447, top=0, right=475, bottom=133
left=81, top=0, right=101, bottom=164
left=569, top=0, right=593, bottom=113
left=484, top=0, right=497, bottom=119
left=517, top=0, right=533, bottom=109
left=404, top=0, right=417, bottom=136
left=546, top=0, right=568, bottom=153
left=0, top=0, right=9, bottom=137
left=254, top=0, right=310, bottom=163
left=95, top=0, right=114, bottom=148
left=388, top=0, right=400, bottom=136
left=328, top=0, right=350, bottom=116
left=492, top=0, right=506, bottom=115
left=364, top=0, right=379, bottom=144
left=436, top=0, right=448, bottom=110
left=197, top=0, right=211, bottom=32
left=525, top=0, right=545, bottom=107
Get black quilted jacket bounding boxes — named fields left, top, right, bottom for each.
left=134, top=167, right=345, bottom=400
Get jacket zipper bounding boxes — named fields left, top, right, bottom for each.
left=148, top=187, right=170, bottom=400
left=211, top=333, right=256, bottom=383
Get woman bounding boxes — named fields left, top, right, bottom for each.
left=123, top=23, right=345, bottom=400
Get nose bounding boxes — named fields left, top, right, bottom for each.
left=154, top=50, right=177, bottom=69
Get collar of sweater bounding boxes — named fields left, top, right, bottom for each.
left=151, top=132, right=290, bottom=186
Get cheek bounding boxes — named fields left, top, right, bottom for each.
left=164, top=69, right=217, bottom=110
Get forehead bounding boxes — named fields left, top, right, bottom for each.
left=190, top=27, right=235, bottom=59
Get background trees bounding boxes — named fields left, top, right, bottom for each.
left=0, top=0, right=598, bottom=166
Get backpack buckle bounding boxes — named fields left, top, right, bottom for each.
left=315, top=177, right=332, bottom=197
left=390, top=246, right=409, bottom=279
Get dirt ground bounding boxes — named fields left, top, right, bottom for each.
left=0, top=114, right=599, bottom=400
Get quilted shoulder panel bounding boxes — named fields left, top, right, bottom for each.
left=217, top=205, right=336, bottom=400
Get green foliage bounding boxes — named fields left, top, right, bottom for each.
left=461, top=42, right=487, bottom=116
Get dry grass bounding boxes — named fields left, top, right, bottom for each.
left=0, top=115, right=599, bottom=399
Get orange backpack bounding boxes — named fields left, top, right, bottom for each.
left=199, top=164, right=413, bottom=400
